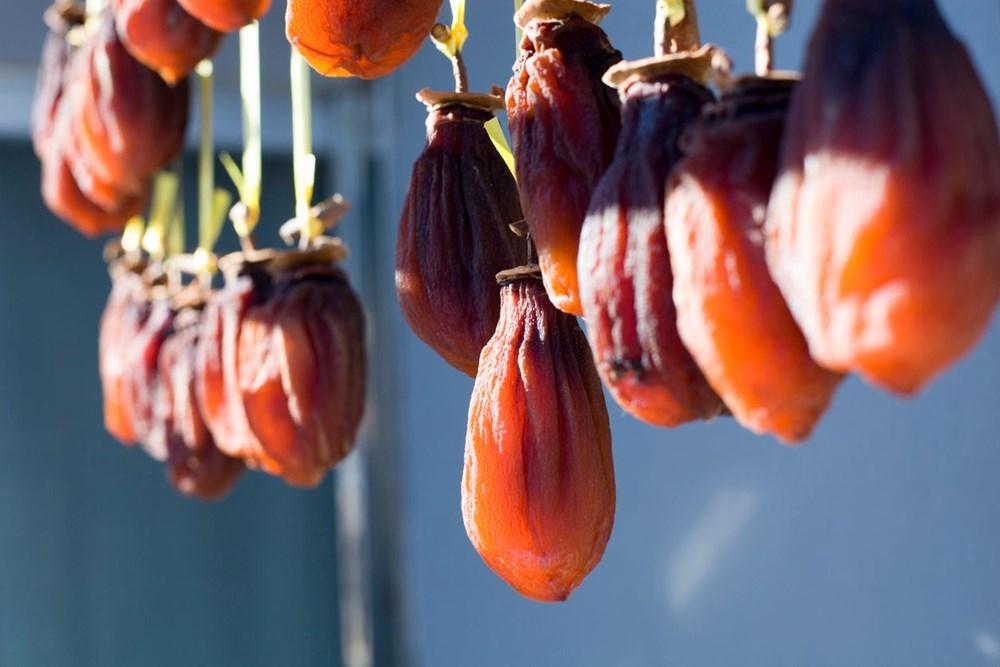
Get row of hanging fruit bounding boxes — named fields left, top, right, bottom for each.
left=30, top=0, right=1000, bottom=602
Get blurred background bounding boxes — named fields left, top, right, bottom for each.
left=0, top=0, right=998, bottom=665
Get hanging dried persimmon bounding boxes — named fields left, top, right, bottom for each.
left=65, top=12, right=189, bottom=206
left=578, top=47, right=725, bottom=427
left=195, top=252, right=281, bottom=473
left=177, top=0, right=271, bottom=32
left=765, top=0, right=1000, bottom=395
left=112, top=0, right=224, bottom=85
left=286, top=0, right=443, bottom=79
left=666, top=76, right=843, bottom=442
left=150, top=307, right=245, bottom=500
left=506, top=0, right=622, bottom=315
left=396, top=89, right=521, bottom=377
left=99, top=260, right=150, bottom=445
left=31, top=6, right=78, bottom=159
left=238, top=248, right=367, bottom=487
left=463, top=267, right=615, bottom=602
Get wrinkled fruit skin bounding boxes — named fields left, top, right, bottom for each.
left=99, top=266, right=149, bottom=444
left=67, top=13, right=190, bottom=202
left=666, top=78, right=843, bottom=442
left=128, top=297, right=176, bottom=456
left=31, top=26, right=71, bottom=159
left=151, top=311, right=244, bottom=501
left=286, top=0, right=443, bottom=79
left=396, top=102, right=521, bottom=376
left=177, top=0, right=272, bottom=32
left=765, top=0, right=1000, bottom=395
left=42, top=135, right=147, bottom=237
left=99, top=276, right=173, bottom=450
left=238, top=262, right=366, bottom=487
left=507, top=15, right=622, bottom=315
left=36, top=11, right=188, bottom=236
left=195, top=261, right=281, bottom=472
left=463, top=278, right=615, bottom=602
left=113, top=0, right=224, bottom=85
left=34, top=20, right=147, bottom=236
left=579, top=73, right=724, bottom=427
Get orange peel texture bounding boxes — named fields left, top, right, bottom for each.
left=463, top=277, right=615, bottom=602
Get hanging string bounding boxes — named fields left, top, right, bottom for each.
left=142, top=170, right=180, bottom=261
left=193, top=60, right=231, bottom=276
left=290, top=47, right=317, bottom=249
left=220, top=20, right=263, bottom=252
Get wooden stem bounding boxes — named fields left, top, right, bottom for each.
left=655, top=0, right=700, bottom=57
left=755, top=19, right=772, bottom=76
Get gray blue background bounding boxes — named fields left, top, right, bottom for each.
left=0, top=1, right=997, bottom=665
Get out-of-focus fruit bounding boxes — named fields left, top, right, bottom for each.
left=286, top=0, right=443, bottom=79
left=238, top=248, right=366, bottom=487
left=765, top=0, right=1000, bottom=395
left=100, top=261, right=149, bottom=444
left=113, top=0, right=224, bottom=85
left=151, top=307, right=244, bottom=500
left=195, top=252, right=280, bottom=472
left=127, top=291, right=176, bottom=455
left=177, top=0, right=271, bottom=32
left=666, top=76, right=842, bottom=442
left=463, top=268, right=615, bottom=602
left=579, top=54, right=724, bottom=427
left=66, top=12, right=189, bottom=203
left=396, top=90, right=521, bottom=376
left=42, top=139, right=147, bottom=237
left=506, top=0, right=622, bottom=314
left=32, top=16, right=74, bottom=159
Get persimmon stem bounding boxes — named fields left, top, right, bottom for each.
left=452, top=50, right=468, bottom=93
left=431, top=23, right=469, bottom=93
left=655, top=0, right=700, bottom=57
left=755, top=19, right=772, bottom=75
left=748, top=0, right=793, bottom=74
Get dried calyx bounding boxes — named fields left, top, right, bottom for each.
left=514, top=0, right=610, bottom=27
left=277, top=193, right=352, bottom=250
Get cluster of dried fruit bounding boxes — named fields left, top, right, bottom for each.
left=29, top=0, right=999, bottom=601
left=30, top=0, right=378, bottom=499
left=396, top=0, right=1000, bottom=601
left=100, top=245, right=366, bottom=499
left=34, top=0, right=273, bottom=238
left=34, top=5, right=189, bottom=237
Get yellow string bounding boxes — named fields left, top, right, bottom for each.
left=142, top=172, right=180, bottom=260
left=239, top=21, right=262, bottom=233
left=485, top=118, right=516, bottom=179
left=291, top=47, right=318, bottom=247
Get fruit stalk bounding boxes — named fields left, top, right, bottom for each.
left=655, top=0, right=700, bottom=56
